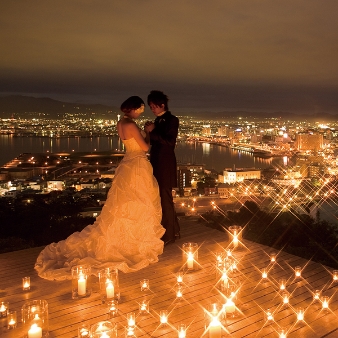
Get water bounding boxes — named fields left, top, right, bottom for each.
left=0, top=134, right=285, bottom=172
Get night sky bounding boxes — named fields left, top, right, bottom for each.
left=1, top=1, right=338, bottom=112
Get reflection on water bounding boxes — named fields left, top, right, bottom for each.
left=0, top=135, right=287, bottom=172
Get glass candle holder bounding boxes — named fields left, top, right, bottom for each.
left=282, top=292, right=289, bottom=305
left=296, top=307, right=304, bottom=321
left=270, top=253, right=276, bottom=263
left=107, top=300, right=119, bottom=318
left=176, top=272, right=184, bottom=284
left=71, top=265, right=91, bottom=299
left=98, top=267, right=120, bottom=303
left=90, top=321, right=117, bottom=338
left=78, top=323, right=90, bottom=337
left=261, top=268, right=268, bottom=279
left=7, top=310, right=17, bottom=329
left=140, top=279, right=149, bottom=292
left=228, top=225, right=242, bottom=249
left=127, top=312, right=136, bottom=328
left=322, top=296, right=329, bottom=311
left=125, top=326, right=136, bottom=337
left=278, top=328, right=287, bottom=338
left=159, top=310, right=168, bottom=326
left=313, top=290, right=321, bottom=302
left=22, top=299, right=49, bottom=338
left=265, top=309, right=274, bottom=323
left=279, top=279, right=286, bottom=291
left=223, top=298, right=236, bottom=318
left=182, top=242, right=198, bottom=271
left=0, top=301, right=9, bottom=318
left=208, top=316, right=222, bottom=338
left=294, top=266, right=302, bottom=278
left=177, top=323, right=187, bottom=338
left=176, top=284, right=183, bottom=300
left=333, top=270, right=338, bottom=282
left=216, top=266, right=229, bottom=292
left=139, top=299, right=149, bottom=315
left=23, top=276, right=31, bottom=291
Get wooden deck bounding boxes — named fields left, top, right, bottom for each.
left=1, top=216, right=338, bottom=337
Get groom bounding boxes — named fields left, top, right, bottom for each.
left=145, top=90, right=180, bottom=246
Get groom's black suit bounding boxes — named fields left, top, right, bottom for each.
left=149, top=111, right=180, bottom=243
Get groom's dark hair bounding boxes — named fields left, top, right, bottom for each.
left=147, top=90, right=169, bottom=111
left=120, top=96, right=145, bottom=114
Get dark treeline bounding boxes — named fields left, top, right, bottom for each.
left=201, top=200, right=338, bottom=269
left=0, top=193, right=95, bottom=253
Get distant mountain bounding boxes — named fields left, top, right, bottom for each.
left=0, top=95, right=120, bottom=119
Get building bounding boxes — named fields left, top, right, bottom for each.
left=295, top=132, right=323, bottom=151
left=219, top=168, right=261, bottom=183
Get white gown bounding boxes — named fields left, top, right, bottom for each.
left=35, top=137, right=165, bottom=280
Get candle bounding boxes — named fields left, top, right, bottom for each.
left=297, top=308, right=304, bottom=321
left=160, top=310, right=168, bottom=324
left=0, top=302, right=7, bottom=318
left=78, top=274, right=87, bottom=296
left=233, top=234, right=239, bottom=247
left=177, top=272, right=183, bottom=284
left=187, top=251, right=194, bottom=269
left=127, top=312, right=135, bottom=327
left=224, top=299, right=235, bottom=314
left=78, top=326, right=90, bottom=337
left=28, top=323, right=42, bottom=338
left=209, top=317, right=221, bottom=338
left=313, top=290, right=320, bottom=302
left=178, top=324, right=186, bottom=338
left=107, top=300, right=118, bottom=318
left=279, top=329, right=287, bottom=338
left=7, top=310, right=17, bottom=329
left=282, top=293, right=289, bottom=304
left=23, top=276, right=31, bottom=291
left=279, top=279, right=286, bottom=290
left=322, top=296, right=329, bottom=310
left=333, top=270, right=338, bottom=281
left=266, top=309, right=273, bottom=321
left=140, top=279, right=149, bottom=291
left=139, top=300, right=149, bottom=314
left=100, top=333, right=109, bottom=338
left=295, top=266, right=301, bottom=278
left=262, top=269, right=268, bottom=279
left=106, top=280, right=114, bottom=299
left=270, top=253, right=276, bottom=263
left=176, top=285, right=183, bottom=299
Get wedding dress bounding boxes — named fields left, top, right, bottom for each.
left=35, top=137, right=165, bottom=280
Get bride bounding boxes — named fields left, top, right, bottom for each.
left=35, top=96, right=165, bottom=280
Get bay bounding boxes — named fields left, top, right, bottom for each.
left=0, top=135, right=287, bottom=172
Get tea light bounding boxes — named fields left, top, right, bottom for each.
left=265, top=309, right=273, bottom=322
left=140, top=279, right=149, bottom=291
left=139, top=299, right=149, bottom=314
left=0, top=301, right=8, bottom=318
left=333, top=270, right=338, bottom=282
left=322, top=296, right=329, bottom=311
left=270, top=253, right=276, bottom=263
left=28, top=323, right=42, bottom=338
left=216, top=252, right=224, bottom=267
left=178, top=324, right=186, bottom=338
left=262, top=269, right=268, bottom=279
left=78, top=273, right=87, bottom=296
left=78, top=324, right=90, bottom=337
left=279, top=279, right=286, bottom=290
left=105, top=280, right=114, bottom=299
left=107, top=300, right=118, bottom=318
left=294, top=266, right=302, bottom=278
left=282, top=292, right=289, bottom=304
left=187, top=251, right=194, bottom=269
left=177, top=272, right=184, bottom=284
left=23, top=276, right=31, bottom=291
left=7, top=310, right=17, bottom=329
left=313, top=290, right=321, bottom=302
left=176, top=285, right=183, bottom=299
left=127, top=312, right=136, bottom=328
left=224, top=299, right=236, bottom=314
left=226, top=249, right=232, bottom=257
left=279, top=328, right=287, bottom=338
left=229, top=225, right=241, bottom=248
left=159, top=310, right=168, bottom=325
left=209, top=317, right=221, bottom=338
left=296, top=307, right=304, bottom=321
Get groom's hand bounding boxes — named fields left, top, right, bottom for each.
left=144, top=121, right=155, bottom=132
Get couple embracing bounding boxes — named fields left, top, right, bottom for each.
left=35, top=90, right=180, bottom=280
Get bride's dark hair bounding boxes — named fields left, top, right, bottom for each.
left=120, top=96, right=145, bottom=114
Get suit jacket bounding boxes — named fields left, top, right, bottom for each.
left=149, top=111, right=179, bottom=189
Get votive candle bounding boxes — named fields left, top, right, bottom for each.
left=295, top=266, right=301, bottom=278
left=270, top=253, right=276, bottom=263
left=279, top=279, right=286, bottom=290
left=160, top=310, right=168, bottom=325
left=140, top=279, right=149, bottom=291
left=333, top=270, right=338, bottom=282
left=178, top=324, right=186, bottom=338
left=0, top=301, right=8, bottom=318
left=297, top=307, right=304, bottom=321
left=7, top=310, right=17, bottom=329
left=23, top=276, right=31, bottom=291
